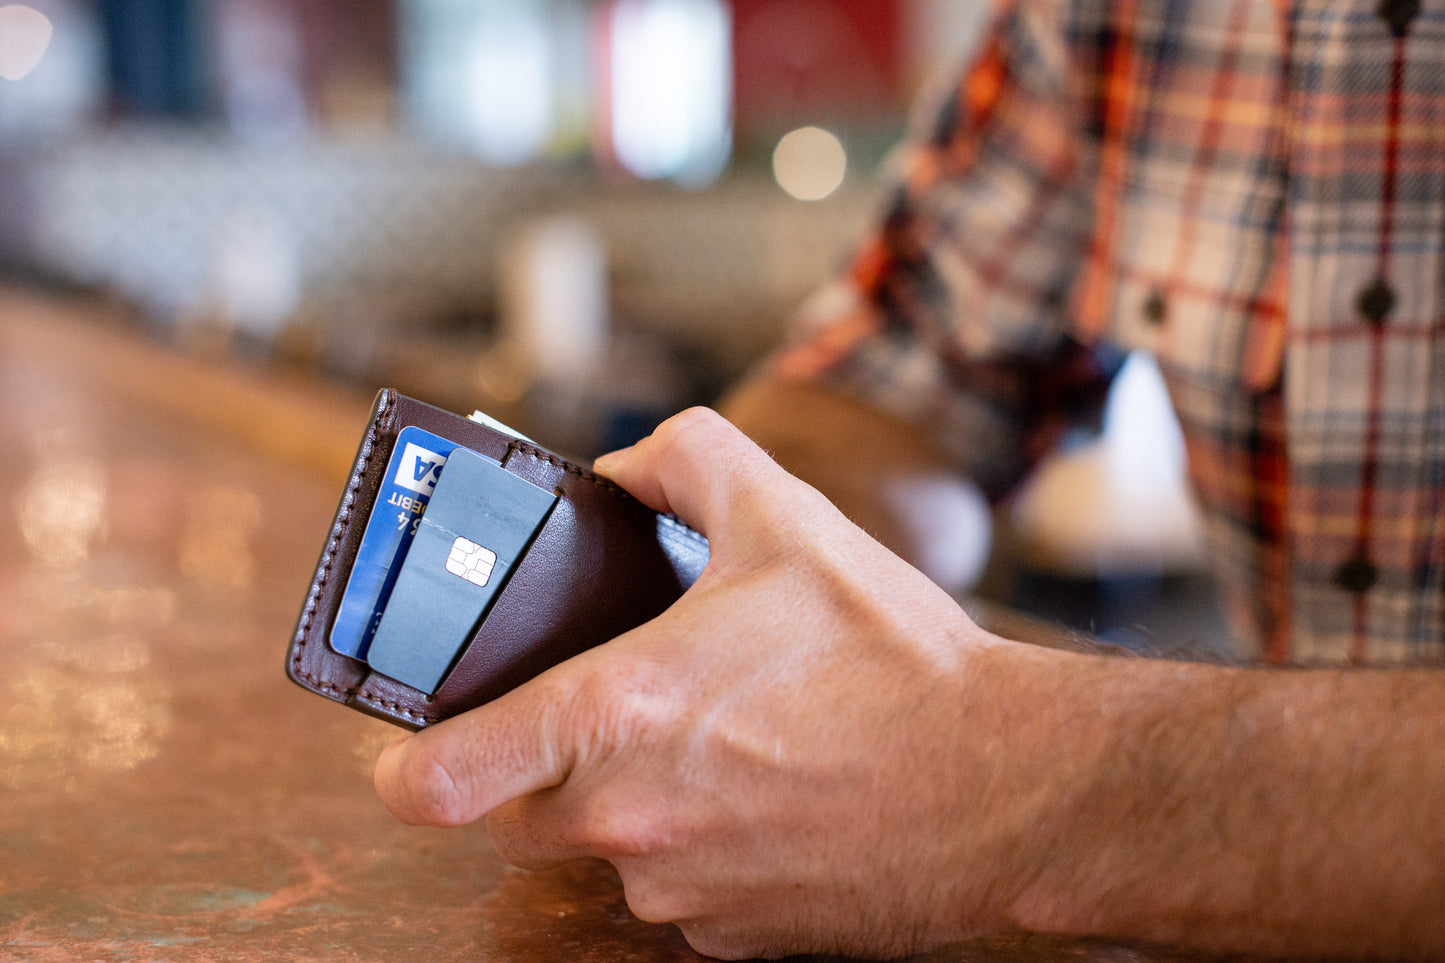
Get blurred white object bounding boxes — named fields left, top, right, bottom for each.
left=609, top=0, right=731, bottom=186
left=214, top=0, right=307, bottom=138
left=402, top=0, right=564, bottom=165
left=207, top=210, right=301, bottom=339
left=463, top=9, right=552, bottom=166
left=1009, top=351, right=1204, bottom=576
left=884, top=472, right=993, bottom=593
left=498, top=217, right=608, bottom=384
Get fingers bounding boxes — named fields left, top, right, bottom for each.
left=373, top=677, right=575, bottom=827
left=592, top=407, right=788, bottom=539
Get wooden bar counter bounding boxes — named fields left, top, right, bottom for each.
left=0, top=290, right=1216, bottom=962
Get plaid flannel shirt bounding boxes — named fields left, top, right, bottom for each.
left=774, top=0, right=1445, bottom=665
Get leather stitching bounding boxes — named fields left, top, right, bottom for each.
left=508, top=441, right=626, bottom=492
left=355, top=694, right=433, bottom=723
left=295, top=393, right=435, bottom=724
left=292, top=390, right=394, bottom=696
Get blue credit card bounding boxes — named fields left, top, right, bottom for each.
left=329, top=426, right=496, bottom=660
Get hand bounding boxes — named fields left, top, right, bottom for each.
left=373, top=408, right=1042, bottom=958
left=374, top=413, right=1445, bottom=960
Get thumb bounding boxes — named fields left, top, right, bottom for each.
left=374, top=676, right=574, bottom=826
left=592, top=407, right=788, bottom=540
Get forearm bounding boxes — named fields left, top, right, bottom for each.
left=988, top=646, right=1445, bottom=955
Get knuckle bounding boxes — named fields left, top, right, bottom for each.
left=575, top=797, right=659, bottom=858
left=545, top=662, right=681, bottom=858
left=650, top=406, right=723, bottom=462
left=625, top=892, right=681, bottom=926
left=661, top=405, right=724, bottom=437
left=566, top=669, right=623, bottom=756
left=570, top=660, right=658, bottom=754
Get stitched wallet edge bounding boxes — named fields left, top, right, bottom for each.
left=285, top=389, right=708, bottom=729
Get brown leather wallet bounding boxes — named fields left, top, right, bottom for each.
left=286, top=390, right=709, bottom=729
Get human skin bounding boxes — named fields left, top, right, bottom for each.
left=374, top=406, right=1445, bottom=959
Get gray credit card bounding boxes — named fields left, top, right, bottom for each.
left=365, top=446, right=558, bottom=694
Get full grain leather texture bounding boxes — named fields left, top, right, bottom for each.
left=287, top=390, right=710, bottom=729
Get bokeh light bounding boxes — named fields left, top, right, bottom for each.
left=772, top=125, right=847, bottom=201
left=0, top=4, right=52, bottom=82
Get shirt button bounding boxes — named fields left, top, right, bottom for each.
left=1356, top=277, right=1395, bottom=327
left=1142, top=288, right=1167, bottom=326
left=1378, top=0, right=1421, bottom=37
left=1334, top=553, right=1378, bottom=594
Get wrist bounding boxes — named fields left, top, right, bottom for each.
left=911, top=639, right=1108, bottom=943
left=945, top=643, right=1198, bottom=942
left=988, top=653, right=1266, bottom=948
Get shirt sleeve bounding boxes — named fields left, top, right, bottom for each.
left=768, top=0, right=1121, bottom=501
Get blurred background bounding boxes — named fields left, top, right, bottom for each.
left=1, top=0, right=990, bottom=437
left=0, top=0, right=1229, bottom=653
